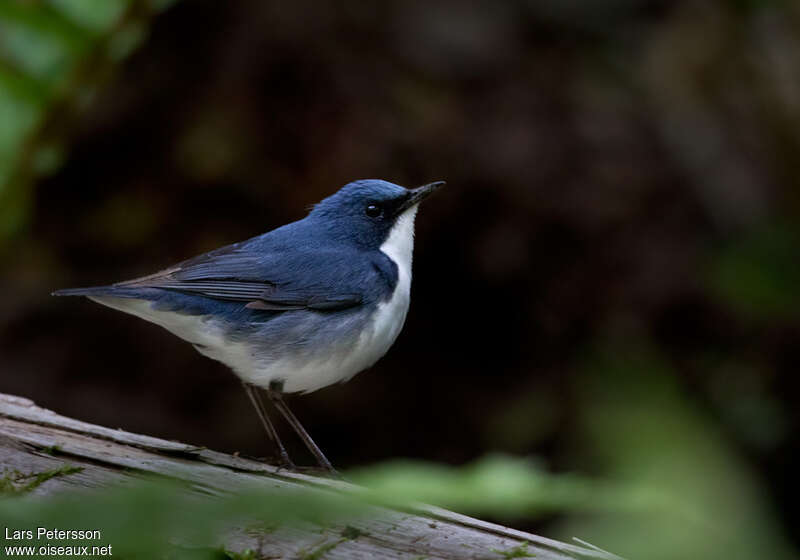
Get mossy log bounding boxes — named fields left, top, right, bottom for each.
left=0, top=393, right=621, bottom=560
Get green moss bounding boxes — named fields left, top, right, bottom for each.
left=223, top=549, right=257, bottom=560
left=0, top=470, right=22, bottom=495
left=491, top=542, right=535, bottom=559
left=25, top=465, right=83, bottom=492
left=0, top=465, right=83, bottom=495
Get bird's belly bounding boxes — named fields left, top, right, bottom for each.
left=241, top=288, right=411, bottom=394
left=90, top=288, right=411, bottom=394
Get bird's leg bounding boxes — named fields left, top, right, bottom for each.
left=242, top=382, right=295, bottom=470
left=267, top=382, right=339, bottom=477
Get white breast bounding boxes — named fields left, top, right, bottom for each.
left=275, top=205, right=418, bottom=393
left=353, top=206, right=417, bottom=367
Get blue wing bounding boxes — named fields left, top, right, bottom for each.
left=54, top=226, right=397, bottom=311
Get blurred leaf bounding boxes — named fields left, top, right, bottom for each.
left=1, top=446, right=791, bottom=559
left=350, top=454, right=668, bottom=519
left=0, top=0, right=179, bottom=246
left=0, top=459, right=643, bottom=559
left=107, top=22, right=146, bottom=60
left=0, top=477, right=366, bottom=560
left=10, top=450, right=786, bottom=559
left=554, top=340, right=796, bottom=560
left=45, top=0, right=128, bottom=32
left=0, top=3, right=92, bottom=64
left=0, top=73, right=41, bottom=241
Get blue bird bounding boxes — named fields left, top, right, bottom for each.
left=53, top=179, right=444, bottom=474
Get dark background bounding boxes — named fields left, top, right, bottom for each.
left=2, top=1, right=799, bottom=557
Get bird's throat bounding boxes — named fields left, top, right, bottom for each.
left=380, top=205, right=417, bottom=278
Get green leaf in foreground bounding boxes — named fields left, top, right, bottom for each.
left=0, top=477, right=367, bottom=560
left=0, top=455, right=652, bottom=559
left=0, top=445, right=792, bottom=560
left=348, top=454, right=665, bottom=518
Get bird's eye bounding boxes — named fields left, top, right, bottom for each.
left=365, top=204, right=382, bottom=218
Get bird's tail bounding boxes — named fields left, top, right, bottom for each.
left=51, top=286, right=144, bottom=298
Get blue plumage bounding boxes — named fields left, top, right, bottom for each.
left=53, top=179, right=444, bottom=471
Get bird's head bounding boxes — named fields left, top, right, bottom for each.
left=309, top=179, right=444, bottom=249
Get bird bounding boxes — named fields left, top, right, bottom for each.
left=53, top=179, right=444, bottom=475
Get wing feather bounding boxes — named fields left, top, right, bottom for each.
left=114, top=242, right=364, bottom=311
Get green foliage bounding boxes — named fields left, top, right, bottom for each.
left=0, top=0, right=178, bottom=245
left=349, top=455, right=661, bottom=519
left=0, top=456, right=652, bottom=559
left=552, top=340, right=797, bottom=560
left=0, top=477, right=367, bottom=560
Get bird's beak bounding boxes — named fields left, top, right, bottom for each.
left=397, top=181, right=445, bottom=214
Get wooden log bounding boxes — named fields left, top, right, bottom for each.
left=0, top=393, right=621, bottom=560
